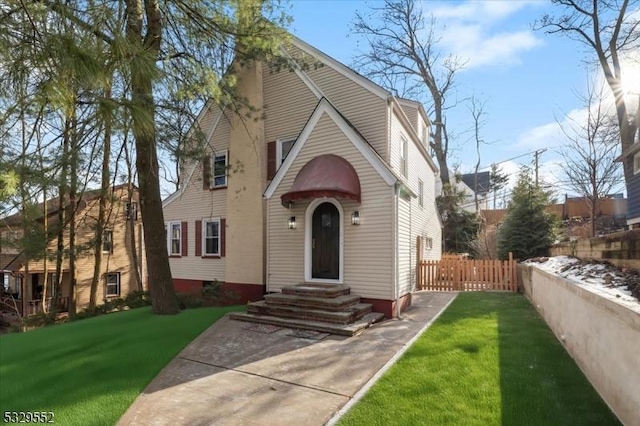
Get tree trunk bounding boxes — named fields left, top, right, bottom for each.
left=89, top=85, right=112, bottom=307
left=126, top=0, right=178, bottom=314
left=53, top=116, right=70, bottom=311
left=68, top=106, right=78, bottom=318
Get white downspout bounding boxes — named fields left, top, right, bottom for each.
left=395, top=183, right=403, bottom=320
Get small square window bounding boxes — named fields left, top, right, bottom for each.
left=423, top=237, right=433, bottom=250
left=106, top=272, right=120, bottom=296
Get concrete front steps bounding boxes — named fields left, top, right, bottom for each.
left=229, top=283, right=385, bottom=337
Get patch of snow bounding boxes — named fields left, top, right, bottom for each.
left=524, top=256, right=640, bottom=314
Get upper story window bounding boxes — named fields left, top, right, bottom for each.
left=102, top=229, right=113, bottom=253
left=203, top=218, right=221, bottom=256
left=418, top=179, right=424, bottom=208
left=277, top=138, right=296, bottom=166
left=400, top=135, right=408, bottom=177
left=212, top=151, right=228, bottom=187
left=634, top=152, right=640, bottom=175
left=420, top=122, right=428, bottom=148
left=125, top=202, right=138, bottom=220
left=167, top=222, right=181, bottom=256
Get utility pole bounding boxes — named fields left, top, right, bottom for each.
left=534, top=148, right=547, bottom=186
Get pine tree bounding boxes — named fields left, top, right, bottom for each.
left=497, top=168, right=556, bottom=260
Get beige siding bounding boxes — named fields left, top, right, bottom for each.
left=286, top=45, right=390, bottom=161
left=397, top=196, right=412, bottom=296
left=390, top=110, right=442, bottom=295
left=24, top=187, right=145, bottom=310
left=267, top=113, right=394, bottom=300
left=164, top=115, right=230, bottom=282
left=263, top=65, right=318, bottom=145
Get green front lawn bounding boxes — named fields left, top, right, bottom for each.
left=0, top=306, right=243, bottom=426
left=339, top=293, right=620, bottom=426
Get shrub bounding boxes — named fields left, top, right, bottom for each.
left=124, top=290, right=151, bottom=309
left=176, top=292, right=206, bottom=310
left=22, top=311, right=57, bottom=328
left=498, top=168, right=557, bottom=260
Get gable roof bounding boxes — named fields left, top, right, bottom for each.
left=264, top=98, right=399, bottom=199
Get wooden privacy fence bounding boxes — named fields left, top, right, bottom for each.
left=416, top=237, right=517, bottom=292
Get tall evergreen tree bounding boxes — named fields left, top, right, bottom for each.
left=498, top=168, right=557, bottom=260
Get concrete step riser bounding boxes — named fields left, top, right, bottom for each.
left=247, top=304, right=372, bottom=324
left=280, top=283, right=351, bottom=298
left=264, top=294, right=361, bottom=311
left=228, top=312, right=385, bottom=337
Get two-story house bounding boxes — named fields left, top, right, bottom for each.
left=162, top=37, right=442, bottom=318
left=0, top=184, right=147, bottom=316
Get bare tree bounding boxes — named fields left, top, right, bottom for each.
left=537, top=0, right=640, bottom=186
left=352, top=0, right=465, bottom=185
left=468, top=96, right=487, bottom=213
left=557, top=81, right=623, bottom=237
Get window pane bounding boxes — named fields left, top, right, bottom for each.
left=172, top=240, right=180, bottom=254
left=172, top=224, right=180, bottom=239
left=281, top=140, right=294, bottom=162
left=205, top=237, right=218, bottom=255
left=206, top=221, right=219, bottom=238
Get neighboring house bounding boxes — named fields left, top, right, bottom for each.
left=0, top=185, right=147, bottom=316
left=435, top=171, right=485, bottom=213
left=162, top=36, right=442, bottom=318
left=461, top=171, right=490, bottom=211
left=619, top=138, right=640, bottom=228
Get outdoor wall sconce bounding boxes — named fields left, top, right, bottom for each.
left=351, top=211, right=360, bottom=225
left=288, top=216, right=297, bottom=230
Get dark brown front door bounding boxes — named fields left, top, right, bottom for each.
left=312, top=202, right=340, bottom=279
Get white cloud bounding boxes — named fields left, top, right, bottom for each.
left=428, top=0, right=543, bottom=70
left=431, top=1, right=537, bottom=22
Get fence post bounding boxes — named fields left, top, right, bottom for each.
left=416, top=236, right=423, bottom=290
left=509, top=252, right=515, bottom=292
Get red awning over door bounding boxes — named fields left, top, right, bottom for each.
left=281, top=154, right=361, bottom=205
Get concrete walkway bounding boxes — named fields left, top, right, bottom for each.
left=118, top=291, right=457, bottom=426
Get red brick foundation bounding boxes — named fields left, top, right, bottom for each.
left=361, top=293, right=412, bottom=319
left=172, top=278, right=265, bottom=305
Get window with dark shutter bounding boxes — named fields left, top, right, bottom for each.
left=195, top=220, right=202, bottom=257
left=267, top=141, right=276, bottom=180
left=181, top=221, right=188, bottom=256
left=221, top=218, right=226, bottom=257
left=202, top=155, right=211, bottom=190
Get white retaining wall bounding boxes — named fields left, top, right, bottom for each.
left=521, top=265, right=640, bottom=426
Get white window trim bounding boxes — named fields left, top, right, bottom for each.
left=418, top=179, right=424, bottom=208
left=211, top=150, right=228, bottom=188
left=400, top=135, right=408, bottom=177
left=166, top=221, right=182, bottom=256
left=276, top=137, right=296, bottom=166
left=202, top=218, right=221, bottom=257
left=106, top=272, right=121, bottom=297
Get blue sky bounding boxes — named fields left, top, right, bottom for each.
left=287, top=0, right=630, bottom=197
